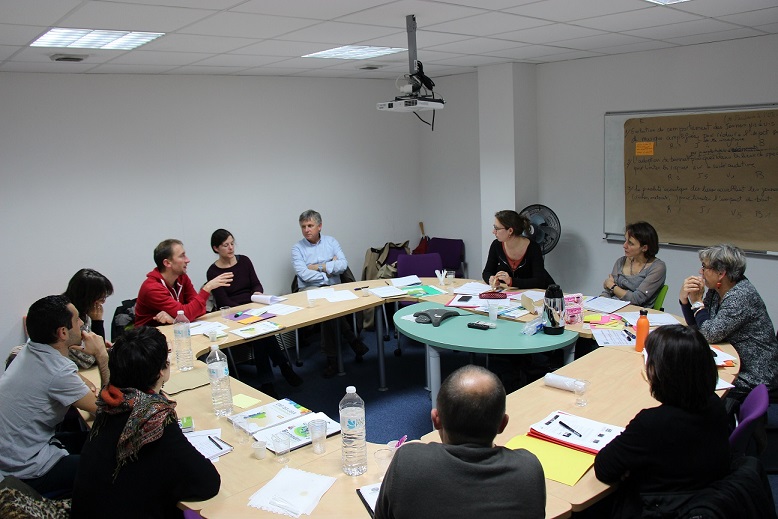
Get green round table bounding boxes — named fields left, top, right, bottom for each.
left=393, top=301, right=579, bottom=404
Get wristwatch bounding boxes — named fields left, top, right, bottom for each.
left=317, top=264, right=323, bottom=273
left=691, top=301, right=704, bottom=311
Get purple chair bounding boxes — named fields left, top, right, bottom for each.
left=427, top=238, right=466, bottom=278
left=393, top=253, right=444, bottom=355
left=397, top=252, right=444, bottom=279
left=730, top=383, right=768, bottom=456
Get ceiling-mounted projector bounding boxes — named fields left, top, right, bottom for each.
left=377, top=97, right=444, bottom=112
left=377, top=15, right=444, bottom=120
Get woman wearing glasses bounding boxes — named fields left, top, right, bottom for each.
left=482, top=210, right=554, bottom=290
left=600, top=222, right=666, bottom=307
left=680, top=243, right=778, bottom=401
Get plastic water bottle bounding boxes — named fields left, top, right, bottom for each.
left=173, top=311, right=193, bottom=371
left=635, top=309, right=650, bottom=352
left=206, top=344, right=233, bottom=417
left=339, top=386, right=367, bottom=476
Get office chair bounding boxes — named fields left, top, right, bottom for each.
left=652, top=284, right=669, bottom=311
left=730, top=384, right=769, bottom=457
left=393, top=253, right=444, bottom=355
left=427, top=237, right=466, bottom=278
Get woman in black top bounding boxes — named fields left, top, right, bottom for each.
left=71, top=327, right=220, bottom=518
left=482, top=210, right=553, bottom=290
left=594, top=325, right=731, bottom=518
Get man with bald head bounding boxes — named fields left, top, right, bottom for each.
left=375, top=365, right=545, bottom=519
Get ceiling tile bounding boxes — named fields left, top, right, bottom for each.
left=505, top=0, right=649, bottom=23
left=575, top=6, right=703, bottom=32
left=59, top=2, right=216, bottom=32
left=0, top=24, right=49, bottom=46
left=108, top=50, right=214, bottom=66
left=670, top=0, right=778, bottom=18
left=88, top=63, right=179, bottom=73
left=426, top=37, right=529, bottom=54
left=495, top=23, right=606, bottom=44
left=666, top=27, right=768, bottom=45
left=0, top=0, right=82, bottom=25
left=142, top=34, right=257, bottom=53
left=719, top=7, right=778, bottom=28
left=426, top=11, right=552, bottom=36
left=276, top=21, right=402, bottom=44
left=230, top=0, right=390, bottom=21
left=336, top=0, right=486, bottom=28
left=231, top=40, right=334, bottom=57
left=625, top=18, right=741, bottom=40
left=181, top=12, right=319, bottom=39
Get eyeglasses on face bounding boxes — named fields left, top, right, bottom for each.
left=700, top=264, right=714, bottom=271
left=493, top=226, right=506, bottom=231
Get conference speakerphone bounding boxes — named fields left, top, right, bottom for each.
left=377, top=97, right=445, bottom=112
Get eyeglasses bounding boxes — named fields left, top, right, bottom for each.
left=493, top=226, right=506, bottom=232
left=700, top=264, right=714, bottom=271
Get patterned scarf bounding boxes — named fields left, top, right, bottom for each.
left=91, top=385, right=177, bottom=479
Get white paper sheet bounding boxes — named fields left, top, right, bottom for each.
left=453, top=282, right=491, bottom=295
left=583, top=297, right=630, bottom=314
left=591, top=328, right=633, bottom=346
left=391, top=275, right=422, bottom=287
left=262, top=304, right=303, bottom=315
left=248, top=467, right=336, bottom=517
left=618, top=311, right=681, bottom=327
left=369, top=286, right=406, bottom=298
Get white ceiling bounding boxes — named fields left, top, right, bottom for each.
left=1, top=0, right=777, bottom=78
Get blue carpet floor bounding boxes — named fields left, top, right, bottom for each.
left=233, top=326, right=477, bottom=444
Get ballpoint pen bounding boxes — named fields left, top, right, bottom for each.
left=558, top=421, right=582, bottom=437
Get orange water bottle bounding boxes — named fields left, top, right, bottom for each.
left=635, top=309, right=649, bottom=352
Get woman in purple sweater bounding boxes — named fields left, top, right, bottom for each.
left=207, top=229, right=302, bottom=397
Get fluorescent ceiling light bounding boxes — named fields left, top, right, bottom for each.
left=303, top=45, right=405, bottom=60
left=31, top=28, right=164, bottom=50
left=643, top=0, right=691, bottom=4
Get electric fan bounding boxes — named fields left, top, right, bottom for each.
left=519, top=204, right=561, bottom=255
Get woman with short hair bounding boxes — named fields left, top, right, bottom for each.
left=206, top=229, right=302, bottom=396
left=71, top=327, right=220, bottom=518
left=680, top=243, right=778, bottom=401
left=601, top=221, right=666, bottom=307
left=594, top=325, right=731, bottom=517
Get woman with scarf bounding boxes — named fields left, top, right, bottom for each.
left=71, top=327, right=220, bottom=518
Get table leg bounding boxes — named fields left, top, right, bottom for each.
left=335, top=319, right=345, bottom=376
left=427, top=344, right=441, bottom=406
left=424, top=344, right=430, bottom=391
left=563, top=343, right=576, bottom=365
left=376, top=307, right=387, bottom=391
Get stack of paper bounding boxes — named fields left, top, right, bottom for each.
left=453, top=282, right=491, bottom=295
left=252, top=412, right=340, bottom=453
left=228, top=398, right=311, bottom=433
left=230, top=320, right=283, bottom=339
left=248, top=467, right=336, bottom=517
left=528, top=410, right=624, bottom=455
left=506, top=434, right=594, bottom=486
left=368, top=285, right=406, bottom=298
left=618, top=311, right=680, bottom=327
left=251, top=294, right=287, bottom=305
left=391, top=275, right=422, bottom=287
left=184, top=429, right=233, bottom=460
left=583, top=297, right=629, bottom=313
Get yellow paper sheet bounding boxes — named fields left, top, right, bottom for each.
left=232, top=393, right=261, bottom=409
left=583, top=313, right=603, bottom=323
left=505, top=434, right=595, bottom=486
left=238, top=315, right=262, bottom=325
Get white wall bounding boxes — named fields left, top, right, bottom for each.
left=537, top=34, right=778, bottom=321
left=418, top=72, right=482, bottom=278
left=3, top=34, right=777, bottom=362
left=0, top=73, right=424, bottom=358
